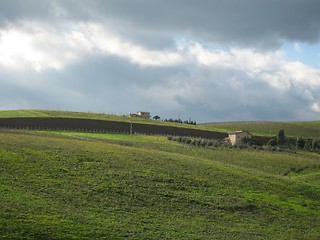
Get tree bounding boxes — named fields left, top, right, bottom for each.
left=277, top=129, right=286, bottom=145
left=296, top=137, right=305, bottom=149
left=153, top=115, right=160, bottom=121
left=312, top=139, right=320, bottom=151
left=304, top=139, right=312, bottom=150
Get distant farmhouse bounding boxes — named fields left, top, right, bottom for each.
left=226, top=130, right=252, bottom=146
left=128, top=111, right=151, bottom=119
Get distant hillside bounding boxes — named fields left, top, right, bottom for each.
left=0, top=117, right=228, bottom=140
left=1, top=110, right=319, bottom=139
left=0, top=110, right=149, bottom=122
left=201, top=121, right=320, bottom=139
left=0, top=110, right=200, bottom=129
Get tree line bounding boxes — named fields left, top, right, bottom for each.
left=267, top=129, right=320, bottom=151
left=163, top=118, right=196, bottom=125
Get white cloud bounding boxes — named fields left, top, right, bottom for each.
left=311, top=102, right=320, bottom=112
left=293, top=42, right=302, bottom=52
left=0, top=28, right=38, bottom=68
left=1, top=21, right=320, bottom=91
left=186, top=43, right=320, bottom=92
left=0, top=22, right=186, bottom=71
left=1, top=17, right=320, bottom=121
left=0, top=22, right=82, bottom=71
left=81, top=23, right=185, bottom=66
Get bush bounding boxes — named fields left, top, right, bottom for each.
left=267, top=138, right=277, bottom=146
left=312, top=139, right=320, bottom=151
left=180, top=137, right=188, bottom=143
left=200, top=139, right=208, bottom=147
left=195, top=139, right=202, bottom=146
left=206, top=140, right=214, bottom=147
left=304, top=139, right=312, bottom=150
left=296, top=138, right=305, bottom=149
left=238, top=144, right=248, bottom=149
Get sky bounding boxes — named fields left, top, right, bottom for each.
left=1, top=0, right=320, bottom=122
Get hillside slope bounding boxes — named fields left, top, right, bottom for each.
left=2, top=110, right=320, bottom=139
left=1, top=130, right=320, bottom=239
left=0, top=110, right=198, bottom=128
left=202, top=121, right=320, bottom=138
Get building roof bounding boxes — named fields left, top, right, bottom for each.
left=229, top=130, right=251, bottom=135
left=230, top=130, right=244, bottom=134
left=137, top=111, right=150, bottom=114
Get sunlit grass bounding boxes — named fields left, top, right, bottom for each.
left=1, top=130, right=320, bottom=239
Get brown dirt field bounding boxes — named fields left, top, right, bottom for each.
left=0, top=117, right=228, bottom=139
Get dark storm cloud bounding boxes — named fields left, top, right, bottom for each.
left=0, top=1, right=54, bottom=28
left=1, top=0, right=320, bottom=48
left=4, top=54, right=184, bottom=115
left=63, top=0, right=320, bottom=48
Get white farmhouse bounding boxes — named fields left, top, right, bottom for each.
left=227, top=131, right=252, bottom=146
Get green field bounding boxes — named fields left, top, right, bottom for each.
left=1, top=110, right=320, bottom=139
left=1, top=129, right=320, bottom=239
left=0, top=109, right=153, bottom=123
left=0, top=110, right=200, bottom=129
left=202, top=121, right=320, bottom=139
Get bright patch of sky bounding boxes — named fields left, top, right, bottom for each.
left=175, top=36, right=230, bottom=53
left=283, top=42, right=320, bottom=68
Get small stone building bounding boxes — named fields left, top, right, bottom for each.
left=227, top=131, right=252, bottom=146
left=129, top=111, right=151, bottom=119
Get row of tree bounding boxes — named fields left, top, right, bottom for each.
left=152, top=115, right=197, bottom=125
left=267, top=129, right=320, bottom=150
left=167, top=136, right=227, bottom=148
left=163, top=118, right=197, bottom=125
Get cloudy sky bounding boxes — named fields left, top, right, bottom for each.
left=1, top=0, right=320, bottom=122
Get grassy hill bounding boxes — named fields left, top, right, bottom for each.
left=0, top=109, right=150, bottom=122
left=0, top=110, right=200, bottom=129
left=1, top=110, right=320, bottom=139
left=202, top=121, right=320, bottom=139
left=1, top=129, right=320, bottom=239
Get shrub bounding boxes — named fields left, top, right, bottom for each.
left=206, top=140, right=214, bottom=147
left=190, top=138, right=197, bottom=145
left=200, top=139, right=208, bottom=147
left=267, top=138, right=277, bottom=146
left=195, top=139, right=202, bottom=146
left=312, top=139, right=320, bottom=151
left=296, top=138, right=305, bottom=149
left=304, top=139, right=312, bottom=150
left=180, top=136, right=188, bottom=143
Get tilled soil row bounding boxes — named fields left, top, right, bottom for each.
left=0, top=117, right=228, bottom=140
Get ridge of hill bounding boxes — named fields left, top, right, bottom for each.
left=0, top=110, right=202, bottom=129
left=201, top=120, right=320, bottom=139
left=1, top=110, right=320, bottom=139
